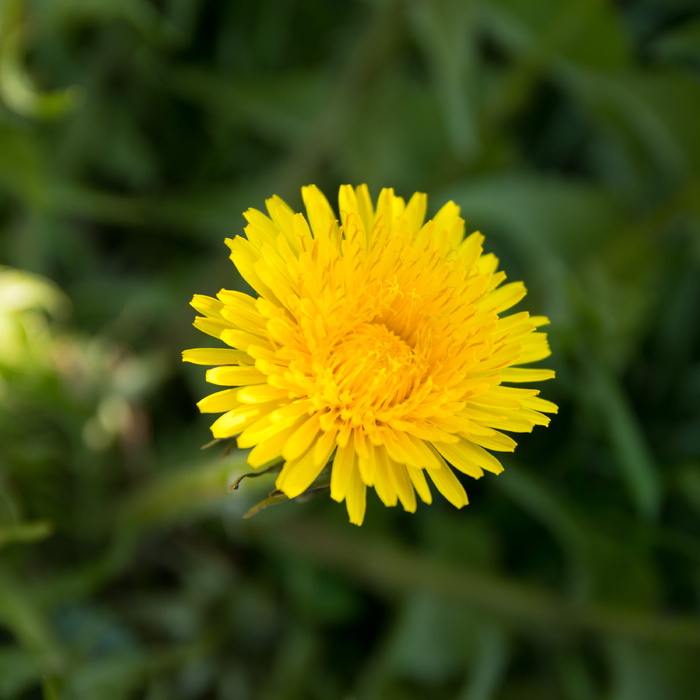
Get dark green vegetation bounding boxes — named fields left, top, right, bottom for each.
left=2, top=0, right=700, bottom=698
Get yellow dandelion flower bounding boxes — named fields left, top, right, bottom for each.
left=184, top=185, right=557, bottom=525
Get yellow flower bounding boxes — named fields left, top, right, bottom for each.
left=184, top=185, right=557, bottom=525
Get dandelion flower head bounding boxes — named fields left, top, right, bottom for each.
left=183, top=185, right=557, bottom=525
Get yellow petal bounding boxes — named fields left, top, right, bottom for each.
left=276, top=454, right=327, bottom=499
left=205, top=366, right=267, bottom=386
left=404, top=191, right=427, bottom=232
left=345, top=465, right=367, bottom=526
left=433, top=436, right=504, bottom=476
left=193, top=316, right=230, bottom=339
left=310, top=428, right=338, bottom=471
left=483, top=282, right=527, bottom=314
left=388, top=460, right=417, bottom=513
left=190, top=294, right=225, bottom=319
left=225, top=236, right=273, bottom=299
left=197, top=388, right=241, bottom=414
left=243, top=207, right=279, bottom=248
left=211, top=405, right=266, bottom=438
left=518, top=333, right=552, bottom=364
left=282, top=414, right=322, bottom=462
left=500, top=368, right=556, bottom=383
left=522, top=396, right=558, bottom=414
left=339, top=184, right=374, bottom=245
left=407, top=466, right=432, bottom=504
left=458, top=231, right=485, bottom=267
left=217, top=290, right=268, bottom=331
left=431, top=200, right=464, bottom=249
left=330, top=442, right=355, bottom=503
left=465, top=427, right=517, bottom=453
left=182, top=348, right=247, bottom=365
left=302, top=185, right=337, bottom=241
left=372, top=446, right=398, bottom=506
left=356, top=433, right=376, bottom=486
left=247, top=421, right=302, bottom=468
left=237, top=384, right=288, bottom=404
left=426, top=463, right=468, bottom=508
left=237, top=402, right=310, bottom=448
left=221, top=328, right=272, bottom=352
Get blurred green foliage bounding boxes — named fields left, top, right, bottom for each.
left=1, top=0, right=700, bottom=698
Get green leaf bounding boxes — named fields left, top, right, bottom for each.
left=407, top=0, right=479, bottom=159
left=0, top=647, right=41, bottom=699
left=440, top=174, right=622, bottom=262
left=651, top=18, right=700, bottom=65
left=123, top=454, right=249, bottom=528
left=0, top=4, right=81, bottom=120
left=0, top=521, right=53, bottom=549
left=494, top=464, right=592, bottom=598
left=485, top=0, right=633, bottom=70
left=581, top=358, right=661, bottom=520
left=567, top=70, right=700, bottom=180
left=606, top=639, right=700, bottom=700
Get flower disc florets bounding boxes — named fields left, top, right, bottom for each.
left=184, top=185, right=557, bottom=524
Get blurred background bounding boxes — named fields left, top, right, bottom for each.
left=1, top=0, right=700, bottom=698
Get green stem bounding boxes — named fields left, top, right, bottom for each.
left=253, top=518, right=700, bottom=646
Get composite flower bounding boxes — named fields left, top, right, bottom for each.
left=183, top=185, right=556, bottom=525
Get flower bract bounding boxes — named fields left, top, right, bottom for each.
left=184, top=185, right=557, bottom=524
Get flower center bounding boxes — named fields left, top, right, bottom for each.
left=329, top=322, right=423, bottom=409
